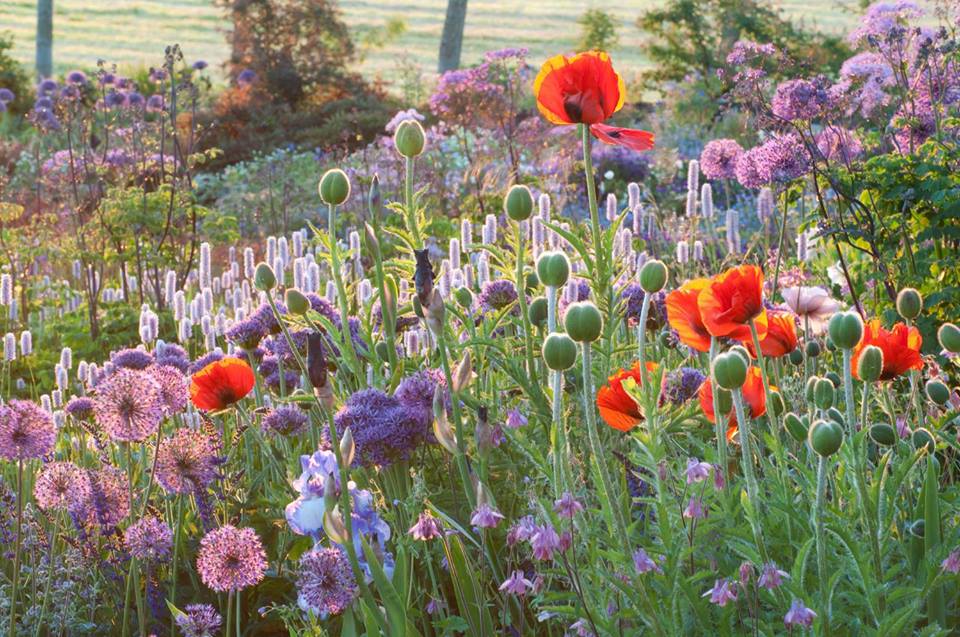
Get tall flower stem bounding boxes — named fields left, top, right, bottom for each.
left=168, top=495, right=185, bottom=637
left=514, top=227, right=539, bottom=388
left=33, top=511, right=62, bottom=637
left=326, top=202, right=361, bottom=378
left=8, top=458, right=23, bottom=637
left=841, top=349, right=856, bottom=436
left=770, top=189, right=790, bottom=302
left=580, top=125, right=604, bottom=286
left=709, top=338, right=728, bottom=479
left=121, top=445, right=137, bottom=637
left=546, top=285, right=567, bottom=496
left=436, top=330, right=475, bottom=509
left=404, top=156, right=423, bottom=249
left=731, top=388, right=767, bottom=559
left=815, top=454, right=832, bottom=637
left=749, top=320, right=779, bottom=437
left=637, top=292, right=652, bottom=392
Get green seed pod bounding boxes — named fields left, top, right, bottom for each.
left=528, top=296, right=548, bottom=327
left=784, top=412, right=808, bottom=443
left=828, top=311, right=864, bottom=350
left=825, top=372, right=842, bottom=388
left=455, top=286, right=474, bottom=310
left=715, top=387, right=733, bottom=416
left=285, top=288, right=310, bottom=315
left=788, top=348, right=804, bottom=366
left=809, top=419, right=843, bottom=456
left=504, top=184, right=534, bottom=221
left=826, top=407, right=844, bottom=425
left=318, top=168, right=351, bottom=205
left=825, top=336, right=837, bottom=352
left=938, top=322, right=960, bottom=353
left=896, top=287, right=923, bottom=320
left=374, top=341, right=390, bottom=361
left=729, top=345, right=752, bottom=366
left=869, top=423, right=897, bottom=446
left=805, top=376, right=819, bottom=403
left=536, top=251, right=571, bottom=288
left=564, top=302, right=603, bottom=343
left=525, top=271, right=539, bottom=293
left=856, top=345, right=884, bottom=383
left=805, top=340, right=822, bottom=358
left=542, top=332, right=578, bottom=371
left=254, top=262, right=277, bottom=291
left=639, top=259, right=668, bottom=293
left=393, top=119, right=426, bottom=158
left=769, top=389, right=785, bottom=417
left=925, top=379, right=951, bottom=405
left=912, top=427, right=936, bottom=453
left=712, top=352, right=748, bottom=390
left=813, top=377, right=835, bottom=410
left=658, top=330, right=675, bottom=349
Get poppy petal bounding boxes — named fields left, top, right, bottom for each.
left=590, top=123, right=655, bottom=151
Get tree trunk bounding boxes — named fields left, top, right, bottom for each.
left=437, top=0, right=468, bottom=73
left=36, top=0, right=54, bottom=78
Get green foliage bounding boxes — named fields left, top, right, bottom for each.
left=0, top=31, right=32, bottom=118
left=577, top=9, right=620, bottom=52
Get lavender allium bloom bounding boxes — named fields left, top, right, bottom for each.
left=735, top=147, right=769, bottom=189
left=0, top=400, right=57, bottom=459
left=833, top=52, right=894, bottom=117
left=941, top=549, right=960, bottom=574
left=196, top=525, right=268, bottom=592
left=188, top=350, right=225, bottom=375
left=147, top=364, right=189, bottom=415
left=758, top=562, right=789, bottom=590
left=297, top=546, right=358, bottom=616
left=65, top=396, right=95, bottom=420
left=632, top=548, right=664, bottom=574
left=477, top=279, right=518, bottom=312
left=408, top=511, right=443, bottom=541
left=784, top=598, right=817, bottom=628
left=660, top=367, right=705, bottom=405
left=754, top=133, right=810, bottom=184
left=175, top=604, right=222, bottom=637
left=703, top=578, right=738, bottom=607
left=699, top=139, right=744, bottom=180
left=683, top=497, right=706, bottom=519
left=505, top=408, right=527, bottom=429
left=262, top=405, right=308, bottom=436
left=771, top=78, right=831, bottom=121
left=335, top=389, right=429, bottom=467
left=83, top=465, right=130, bottom=528
left=815, top=126, right=863, bottom=163
left=0, top=88, right=14, bottom=103
left=156, top=428, right=222, bottom=494
left=124, top=516, right=174, bottom=561
left=470, top=503, right=505, bottom=529
left=34, top=461, right=90, bottom=513
left=155, top=343, right=190, bottom=373
left=225, top=317, right=267, bottom=350
left=499, top=570, right=534, bottom=596
left=553, top=492, right=584, bottom=519
left=531, top=523, right=561, bottom=560
left=685, top=458, right=712, bottom=484
left=620, top=284, right=666, bottom=325
left=93, top=368, right=164, bottom=442
left=111, top=348, right=155, bottom=370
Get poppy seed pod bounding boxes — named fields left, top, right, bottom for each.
left=813, top=377, right=835, bottom=410
left=925, top=379, right=950, bottom=405
left=318, top=168, right=351, bottom=205
left=784, top=412, right=808, bottom=443
left=856, top=345, right=884, bottom=383
left=563, top=302, right=603, bottom=343
left=254, top=262, right=277, bottom=291
left=542, top=332, right=578, bottom=371
left=827, top=311, right=864, bottom=350
left=825, top=372, right=842, bottom=388
left=788, top=348, right=804, bottom=366
left=769, top=390, right=785, bottom=416
left=285, top=288, right=310, bottom=315
left=896, top=287, right=923, bottom=320
left=729, top=345, right=751, bottom=366
left=805, top=376, right=819, bottom=403
left=805, top=340, right=821, bottom=358
left=715, top=387, right=733, bottom=415
left=528, top=296, right=548, bottom=327
left=394, top=119, right=426, bottom=158
left=712, top=352, right=748, bottom=390
left=536, top=251, right=570, bottom=288
left=504, top=184, right=534, bottom=221
left=809, top=419, right=843, bottom=456
left=639, top=259, right=668, bottom=293
left=938, top=322, right=960, bottom=353
left=826, top=407, right=844, bottom=426
left=912, top=427, right=936, bottom=453
left=869, top=423, right=897, bottom=446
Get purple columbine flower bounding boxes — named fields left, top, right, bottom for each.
left=685, top=458, right=712, bottom=484
left=531, top=523, right=561, bottom=561
left=784, top=598, right=817, bottom=628
left=739, top=562, right=755, bottom=589
left=632, top=548, right=663, bottom=575
left=505, top=408, right=527, bottom=429
left=553, top=492, right=584, bottom=519
left=758, top=561, right=789, bottom=590
left=506, top=515, right=538, bottom=546
left=941, top=549, right=960, bottom=574
left=683, top=496, right=706, bottom=520
left=408, top=511, right=443, bottom=541
left=703, top=578, right=738, bottom=607
left=499, top=569, right=534, bottom=596
left=470, top=503, right=505, bottom=529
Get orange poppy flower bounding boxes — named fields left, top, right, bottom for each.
left=697, top=265, right=768, bottom=343
left=534, top=51, right=655, bottom=152
left=851, top=319, right=923, bottom=381
left=596, top=361, right=658, bottom=432
left=190, top=358, right=256, bottom=411
left=745, top=310, right=798, bottom=358
left=665, top=278, right=712, bottom=352
left=698, top=366, right=768, bottom=442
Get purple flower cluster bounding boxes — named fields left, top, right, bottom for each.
left=771, top=78, right=832, bottom=121
left=736, top=134, right=810, bottom=188
left=334, top=389, right=429, bottom=467
left=660, top=367, right=706, bottom=406
left=296, top=546, right=358, bottom=617
left=477, top=279, right=518, bottom=313
left=124, top=516, right=174, bottom=561
left=34, top=461, right=90, bottom=512
left=699, top=139, right=744, bottom=180
left=93, top=368, right=164, bottom=442
left=262, top=405, right=308, bottom=436
left=0, top=400, right=56, bottom=460
left=174, top=604, right=222, bottom=637
left=196, top=525, right=267, bottom=592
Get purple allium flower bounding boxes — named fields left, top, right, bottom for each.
left=477, top=279, right=518, bottom=312
left=758, top=561, right=788, bottom=590
left=334, top=389, right=429, bottom=467
left=196, top=525, right=267, bottom=592
left=470, top=503, right=505, bottom=529
left=34, top=461, right=90, bottom=512
left=685, top=458, right=712, bottom=484
left=93, top=368, right=164, bottom=442
left=124, top=516, right=174, bottom=561
left=700, top=139, right=744, bottom=180
left=65, top=396, right=95, bottom=420
left=82, top=465, right=130, bottom=529
left=531, top=523, right=561, bottom=560
left=734, top=147, right=769, bottom=189
left=660, top=367, right=705, bottom=406
left=156, top=428, right=221, bottom=494
left=188, top=350, right=225, bottom=375
left=504, top=408, right=527, bottom=429
left=632, top=547, right=664, bottom=574
left=703, top=578, right=738, bottom=607
left=236, top=69, right=257, bottom=85
left=296, top=546, right=358, bottom=616
left=0, top=88, right=14, bottom=103
left=145, top=94, right=164, bottom=113
left=815, top=126, right=863, bottom=163
left=252, top=302, right=285, bottom=335
left=408, top=511, right=443, bottom=541
left=175, top=604, right=222, bottom=637
left=553, top=492, right=584, bottom=519
left=620, top=284, right=666, bottom=325
left=66, top=70, right=88, bottom=85
left=262, top=405, right=308, bottom=436
left=499, top=570, right=534, bottom=596
left=683, top=496, right=706, bottom=519
left=225, top=317, right=268, bottom=350
left=941, top=549, right=960, bottom=574
left=111, top=348, right=155, bottom=370
left=37, top=78, right=58, bottom=94
left=0, top=400, right=56, bottom=460
left=155, top=343, right=190, bottom=373
left=784, top=598, right=817, bottom=628
left=771, top=78, right=831, bottom=121
left=192, top=60, right=209, bottom=71
left=754, top=133, right=810, bottom=184
left=147, top=364, right=189, bottom=415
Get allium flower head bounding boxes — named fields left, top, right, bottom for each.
left=771, top=78, right=831, bottom=121
left=148, top=364, right=190, bottom=415
left=111, top=348, right=155, bottom=370
left=82, top=465, right=131, bottom=529
left=65, top=396, right=95, bottom=420
left=124, top=516, right=174, bottom=561
left=34, top=461, right=90, bottom=512
left=0, top=400, right=57, bottom=460
left=477, top=279, right=518, bottom=312
left=196, top=525, right=268, bottom=592
left=262, top=405, right=308, bottom=436
left=93, top=368, right=164, bottom=442
left=753, top=133, right=810, bottom=184
left=335, top=389, right=430, bottom=467
left=699, top=139, right=744, bottom=180
left=296, top=546, right=358, bottom=616
left=660, top=367, right=706, bottom=405
left=175, top=604, right=222, bottom=637
left=156, top=427, right=222, bottom=494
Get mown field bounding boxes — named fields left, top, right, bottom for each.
left=1, top=0, right=863, bottom=85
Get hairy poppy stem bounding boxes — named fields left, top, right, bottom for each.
left=732, top=387, right=767, bottom=560
left=815, top=454, right=832, bottom=637
left=709, top=338, right=728, bottom=481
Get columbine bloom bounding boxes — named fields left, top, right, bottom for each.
left=297, top=546, right=358, bottom=617
left=534, top=51, right=654, bottom=151
left=408, top=511, right=443, bottom=541
left=632, top=548, right=663, bottom=574
left=93, top=368, right=164, bottom=442
left=665, top=278, right=712, bottom=352
left=698, top=265, right=768, bottom=342
left=703, top=578, right=738, bottom=606
left=685, top=458, right=712, bottom=484
left=470, top=503, right=505, bottom=529
left=699, top=367, right=769, bottom=442
left=758, top=562, right=789, bottom=590
left=746, top=310, right=798, bottom=358
left=34, top=461, right=91, bottom=513
left=190, top=358, right=255, bottom=410
left=780, top=286, right=840, bottom=332
left=0, top=400, right=57, bottom=460
left=941, top=549, right=960, bottom=574
left=505, top=408, right=528, bottom=429
left=175, top=604, right=222, bottom=637
left=596, top=362, right=657, bottom=431
left=784, top=598, right=817, bottom=628
left=553, top=492, right=584, bottom=519
left=531, top=523, right=561, bottom=561
left=683, top=497, right=706, bottom=520
left=196, top=525, right=268, bottom=592
left=499, top=570, right=534, bottom=596
left=852, top=319, right=923, bottom=381
left=124, top=516, right=174, bottom=561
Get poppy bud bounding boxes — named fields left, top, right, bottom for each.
left=809, top=419, right=843, bottom=456
left=856, top=345, right=884, bottom=383
left=769, top=389, right=785, bottom=416
left=525, top=270, right=539, bottom=293
left=825, top=371, right=842, bottom=388
left=938, top=322, right=960, bottom=353
left=542, top=333, right=577, bottom=371
left=825, top=336, right=837, bottom=352
left=896, top=287, right=923, bottom=320
left=254, top=262, right=277, bottom=291
left=394, top=119, right=426, bottom=158
left=285, top=288, right=310, bottom=315
left=828, top=311, right=863, bottom=350
left=306, top=332, right=328, bottom=390
left=414, top=249, right=434, bottom=307
left=869, top=423, right=896, bottom=446
left=805, top=340, right=821, bottom=358
left=712, top=352, right=747, bottom=390
left=563, top=302, right=603, bottom=343
left=715, top=387, right=733, bottom=415
left=805, top=376, right=819, bottom=403
left=318, top=168, right=350, bottom=205
left=536, top=251, right=570, bottom=288
left=826, top=407, right=844, bottom=426
left=455, top=286, right=473, bottom=309
left=368, top=173, right=382, bottom=221
left=504, top=184, right=534, bottom=221
left=813, top=377, right=835, bottom=410
left=788, top=348, right=804, bottom=366
left=909, top=519, right=925, bottom=538
left=784, top=412, right=808, bottom=443
left=528, top=296, right=548, bottom=327
left=925, top=379, right=950, bottom=405
left=729, top=345, right=751, bottom=366
left=912, top=427, right=936, bottom=453
left=639, top=259, right=668, bottom=293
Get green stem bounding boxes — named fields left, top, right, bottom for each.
left=169, top=496, right=185, bottom=636
left=732, top=387, right=767, bottom=559
left=770, top=189, right=790, bottom=302
left=514, top=226, right=539, bottom=389
left=8, top=459, right=23, bottom=637
left=405, top=155, right=422, bottom=249
left=326, top=202, right=361, bottom=378
left=33, top=511, right=62, bottom=637
left=709, top=338, right=728, bottom=481
left=815, top=454, right=832, bottom=637
left=841, top=349, right=856, bottom=436
left=637, top=292, right=652, bottom=393
left=436, top=329, right=476, bottom=509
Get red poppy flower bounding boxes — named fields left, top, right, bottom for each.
left=534, top=51, right=655, bottom=152
left=596, top=361, right=658, bottom=432
left=851, top=319, right=923, bottom=381
left=665, top=278, right=712, bottom=352
left=698, top=366, right=768, bottom=442
left=697, top=265, right=768, bottom=343
left=190, top=358, right=256, bottom=411
left=745, top=310, right=798, bottom=358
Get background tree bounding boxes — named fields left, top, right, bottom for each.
left=578, top=9, right=619, bottom=52
left=35, top=0, right=53, bottom=78
left=438, top=0, right=468, bottom=72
